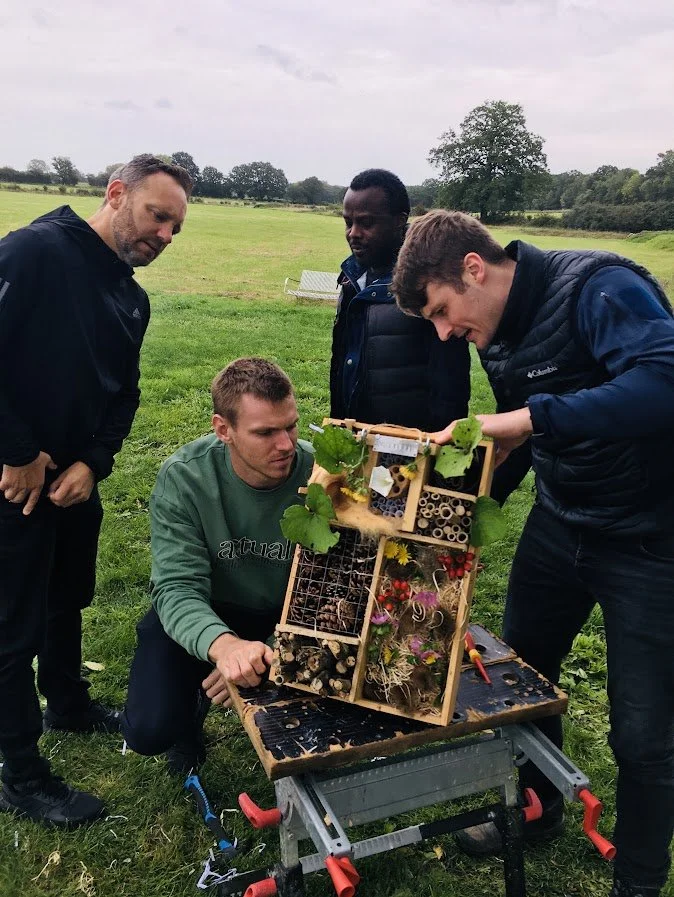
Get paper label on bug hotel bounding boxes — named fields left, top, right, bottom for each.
left=370, top=465, right=394, bottom=497
left=372, top=435, right=419, bottom=458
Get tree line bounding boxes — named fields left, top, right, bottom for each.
left=3, top=113, right=674, bottom=232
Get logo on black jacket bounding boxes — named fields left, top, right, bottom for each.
left=526, top=364, right=558, bottom=379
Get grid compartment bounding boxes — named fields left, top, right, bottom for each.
left=286, top=529, right=378, bottom=636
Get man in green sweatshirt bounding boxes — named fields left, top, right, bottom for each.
left=121, top=358, right=314, bottom=773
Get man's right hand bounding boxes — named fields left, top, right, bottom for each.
left=208, top=632, right=274, bottom=688
left=0, top=452, right=57, bottom=515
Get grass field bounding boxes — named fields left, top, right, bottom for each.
left=0, top=192, right=672, bottom=897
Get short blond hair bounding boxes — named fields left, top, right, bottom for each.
left=211, top=358, right=293, bottom=424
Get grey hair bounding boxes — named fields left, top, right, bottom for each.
left=107, top=154, right=194, bottom=197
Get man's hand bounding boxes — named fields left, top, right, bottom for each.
left=0, top=451, right=57, bottom=515
left=431, top=409, right=533, bottom=468
left=48, top=462, right=95, bottom=508
left=202, top=668, right=232, bottom=708
left=208, top=632, right=274, bottom=688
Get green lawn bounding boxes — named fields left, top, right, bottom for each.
left=0, top=193, right=672, bottom=897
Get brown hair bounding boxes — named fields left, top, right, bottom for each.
left=392, top=210, right=508, bottom=315
left=107, top=154, right=194, bottom=198
left=211, top=358, right=293, bottom=423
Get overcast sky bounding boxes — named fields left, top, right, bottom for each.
left=1, top=0, right=673, bottom=185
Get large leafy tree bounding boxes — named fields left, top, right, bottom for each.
left=51, top=155, right=80, bottom=186
left=429, top=100, right=548, bottom=221
left=228, top=161, right=288, bottom=201
left=641, top=150, right=674, bottom=202
left=200, top=165, right=230, bottom=198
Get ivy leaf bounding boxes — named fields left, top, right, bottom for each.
left=313, top=425, right=368, bottom=474
left=434, top=415, right=482, bottom=478
left=451, top=415, right=482, bottom=454
left=470, top=496, right=507, bottom=547
left=280, top=484, right=340, bottom=553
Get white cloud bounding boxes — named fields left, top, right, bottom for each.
left=0, top=0, right=672, bottom=182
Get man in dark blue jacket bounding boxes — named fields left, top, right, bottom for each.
left=0, top=155, right=191, bottom=826
left=393, top=210, right=674, bottom=897
left=330, top=169, right=529, bottom=503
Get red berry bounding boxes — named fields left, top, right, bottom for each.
left=376, top=594, right=385, bottom=603
left=466, top=552, right=475, bottom=561
left=385, top=602, right=394, bottom=612
left=464, top=562, right=473, bottom=572
left=456, top=566, right=465, bottom=577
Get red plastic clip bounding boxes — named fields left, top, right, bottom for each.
left=522, top=787, right=543, bottom=823
left=238, top=793, right=282, bottom=829
left=578, top=788, right=616, bottom=860
left=325, top=855, right=359, bottom=897
left=244, top=878, right=278, bottom=897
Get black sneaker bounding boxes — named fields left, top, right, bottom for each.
left=0, top=775, right=105, bottom=827
left=43, top=700, right=121, bottom=734
left=610, top=877, right=660, bottom=897
left=165, top=733, right=207, bottom=777
left=455, top=795, right=565, bottom=857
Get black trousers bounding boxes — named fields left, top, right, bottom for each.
left=0, top=490, right=103, bottom=784
left=121, top=608, right=212, bottom=755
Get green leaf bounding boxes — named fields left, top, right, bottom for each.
left=470, top=496, right=507, bottom=547
left=451, top=415, right=482, bottom=453
left=280, top=504, right=340, bottom=553
left=434, top=415, right=482, bottom=478
left=305, top=482, right=335, bottom=519
left=313, top=425, right=368, bottom=474
left=434, top=444, right=473, bottom=478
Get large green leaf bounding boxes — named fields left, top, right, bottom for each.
left=313, top=425, right=368, bottom=474
left=280, top=484, right=340, bottom=553
left=470, top=496, right=507, bottom=547
left=451, top=415, right=482, bottom=453
left=434, top=415, right=482, bottom=479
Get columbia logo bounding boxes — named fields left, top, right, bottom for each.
left=132, top=307, right=141, bottom=320
left=526, top=364, right=558, bottom=379
left=0, top=278, right=10, bottom=305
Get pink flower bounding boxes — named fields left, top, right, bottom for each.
left=409, top=636, right=424, bottom=655
left=371, top=612, right=389, bottom=625
left=414, top=591, right=438, bottom=609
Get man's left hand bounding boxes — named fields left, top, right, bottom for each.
left=202, top=668, right=232, bottom=708
left=48, top=462, right=95, bottom=508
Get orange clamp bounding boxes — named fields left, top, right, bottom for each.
left=578, top=789, right=616, bottom=860
left=238, top=793, right=282, bottom=829
left=325, top=855, right=359, bottom=897
left=244, top=878, right=277, bottom=897
left=522, top=787, right=543, bottom=823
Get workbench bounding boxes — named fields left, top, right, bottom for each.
left=220, top=626, right=613, bottom=897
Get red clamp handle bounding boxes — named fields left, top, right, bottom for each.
left=578, top=788, right=616, bottom=860
left=238, top=793, right=282, bottom=829
left=244, top=879, right=277, bottom=897
left=325, top=855, right=359, bottom=897
left=522, top=787, right=543, bottom=823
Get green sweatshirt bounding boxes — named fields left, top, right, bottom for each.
left=150, top=434, right=314, bottom=661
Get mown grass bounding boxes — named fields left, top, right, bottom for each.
left=0, top=194, right=672, bottom=897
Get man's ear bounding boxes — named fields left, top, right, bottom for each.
left=463, top=252, right=486, bottom=284
left=106, top=178, right=127, bottom=211
left=213, top=413, right=234, bottom=444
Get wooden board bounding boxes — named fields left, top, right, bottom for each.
left=231, top=627, right=567, bottom=780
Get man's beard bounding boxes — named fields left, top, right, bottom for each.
left=111, top=208, right=155, bottom=267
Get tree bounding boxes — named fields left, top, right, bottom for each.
left=23, top=159, right=51, bottom=185
left=641, top=150, right=674, bottom=202
left=51, top=156, right=80, bottom=186
left=407, top=179, right=440, bottom=209
left=428, top=100, right=548, bottom=221
left=286, top=176, right=327, bottom=205
left=87, top=163, right=124, bottom=188
left=200, top=165, right=229, bottom=198
left=228, top=161, right=288, bottom=201
left=171, top=151, right=201, bottom=192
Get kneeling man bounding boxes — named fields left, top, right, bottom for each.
left=122, top=358, right=313, bottom=773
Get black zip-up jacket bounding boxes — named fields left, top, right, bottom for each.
left=330, top=253, right=470, bottom=431
left=0, top=206, right=150, bottom=481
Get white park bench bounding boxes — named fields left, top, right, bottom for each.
left=284, top=270, right=340, bottom=301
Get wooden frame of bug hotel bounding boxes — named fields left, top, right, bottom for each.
left=272, top=419, right=496, bottom=727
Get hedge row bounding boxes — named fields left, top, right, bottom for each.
left=560, top=202, right=674, bottom=233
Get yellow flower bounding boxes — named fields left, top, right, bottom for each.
left=382, top=646, right=393, bottom=665
left=400, top=464, right=418, bottom=480
left=396, top=544, right=411, bottom=566
left=340, top=486, right=367, bottom=503
left=384, top=541, right=400, bottom=559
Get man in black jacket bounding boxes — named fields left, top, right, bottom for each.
left=330, top=169, right=529, bottom=503
left=0, top=155, right=192, bottom=826
left=393, top=210, right=674, bottom=897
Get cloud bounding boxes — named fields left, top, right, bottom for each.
left=103, top=99, right=140, bottom=111
left=255, top=44, right=336, bottom=85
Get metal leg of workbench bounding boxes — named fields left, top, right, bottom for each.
left=498, top=733, right=527, bottom=897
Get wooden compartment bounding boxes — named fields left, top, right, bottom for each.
left=273, top=420, right=495, bottom=726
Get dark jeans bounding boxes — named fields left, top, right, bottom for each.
left=122, top=608, right=212, bottom=755
left=0, top=490, right=103, bottom=784
left=505, top=503, right=674, bottom=889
